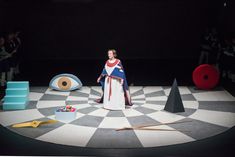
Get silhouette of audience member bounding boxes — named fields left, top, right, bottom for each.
left=0, top=35, right=12, bottom=86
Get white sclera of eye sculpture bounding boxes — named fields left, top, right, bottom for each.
left=49, top=73, right=83, bottom=91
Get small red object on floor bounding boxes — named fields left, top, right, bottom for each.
left=193, top=64, right=220, bottom=90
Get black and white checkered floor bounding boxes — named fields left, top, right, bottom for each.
left=1, top=86, right=235, bottom=148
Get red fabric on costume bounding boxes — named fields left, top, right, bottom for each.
left=107, top=76, right=112, bottom=101
left=106, top=59, right=120, bottom=67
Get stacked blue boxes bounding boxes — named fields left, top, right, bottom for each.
left=3, top=81, right=29, bottom=110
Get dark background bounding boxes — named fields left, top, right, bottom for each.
left=1, top=1, right=235, bottom=156
left=1, top=0, right=232, bottom=59
left=0, top=0, right=234, bottom=86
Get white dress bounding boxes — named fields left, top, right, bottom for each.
left=103, top=60, right=125, bottom=110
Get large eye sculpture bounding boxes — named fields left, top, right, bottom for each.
left=49, top=74, right=82, bottom=91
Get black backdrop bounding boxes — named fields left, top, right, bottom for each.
left=0, top=0, right=234, bottom=86
left=1, top=0, right=225, bottom=60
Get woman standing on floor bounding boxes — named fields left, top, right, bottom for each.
left=97, top=49, right=132, bottom=110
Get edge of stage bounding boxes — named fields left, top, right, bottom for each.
left=0, top=58, right=235, bottom=156
left=0, top=123, right=235, bottom=156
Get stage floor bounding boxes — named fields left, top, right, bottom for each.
left=0, top=86, right=235, bottom=148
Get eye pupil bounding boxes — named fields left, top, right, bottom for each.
left=62, top=81, right=67, bottom=86
left=58, top=77, right=72, bottom=90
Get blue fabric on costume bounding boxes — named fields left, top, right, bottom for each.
left=99, top=60, right=129, bottom=91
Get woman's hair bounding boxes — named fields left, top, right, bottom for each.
left=108, top=49, right=117, bottom=57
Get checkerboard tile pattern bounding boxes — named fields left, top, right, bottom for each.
left=1, top=86, right=235, bottom=148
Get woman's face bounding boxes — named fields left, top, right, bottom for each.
left=108, top=51, right=114, bottom=59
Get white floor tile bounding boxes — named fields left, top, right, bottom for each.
left=182, top=101, right=199, bottom=109
left=143, top=86, right=163, bottom=94
left=88, top=108, right=109, bottom=117
left=147, top=111, right=185, bottom=123
left=145, top=96, right=168, bottom=101
left=134, top=125, right=195, bottom=147
left=36, top=101, right=66, bottom=109
left=66, top=96, right=88, bottom=101
left=88, top=99, right=96, bottom=104
left=36, top=124, right=96, bottom=147
left=122, top=109, right=144, bottom=117
left=0, top=109, right=44, bottom=126
left=45, top=88, right=70, bottom=96
left=131, top=104, right=139, bottom=108
left=91, top=86, right=102, bottom=93
left=164, top=86, right=191, bottom=96
left=79, top=86, right=91, bottom=94
left=193, top=91, right=235, bottom=101
left=89, top=94, right=101, bottom=99
left=93, top=104, right=103, bottom=108
left=29, top=92, right=44, bottom=101
left=142, top=104, right=164, bottom=111
left=71, top=104, right=91, bottom=110
left=132, top=100, right=146, bottom=104
left=98, top=117, right=131, bottom=129
left=129, top=86, right=143, bottom=94
left=189, top=109, right=235, bottom=128
left=131, top=94, right=145, bottom=99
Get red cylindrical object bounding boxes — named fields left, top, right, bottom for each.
left=193, top=64, right=220, bottom=90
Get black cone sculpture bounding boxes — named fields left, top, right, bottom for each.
left=164, top=79, right=185, bottom=113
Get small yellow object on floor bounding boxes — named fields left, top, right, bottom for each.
left=12, top=120, right=58, bottom=128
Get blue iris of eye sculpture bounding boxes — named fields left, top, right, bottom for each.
left=49, top=74, right=82, bottom=91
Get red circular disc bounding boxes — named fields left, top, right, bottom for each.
left=193, top=64, right=220, bottom=90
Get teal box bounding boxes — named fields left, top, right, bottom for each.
left=6, top=88, right=29, bottom=95
left=3, top=81, right=30, bottom=111
left=4, top=95, right=28, bottom=103
left=7, top=81, right=29, bottom=89
left=3, top=101, right=28, bottom=110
